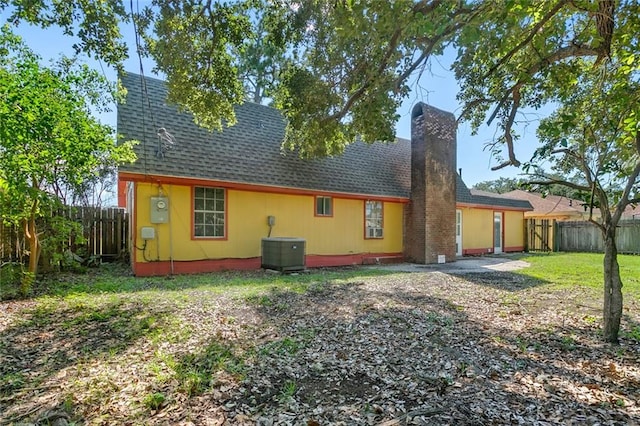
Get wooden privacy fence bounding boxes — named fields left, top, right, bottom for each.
left=0, top=206, right=128, bottom=264
left=66, top=207, right=129, bottom=260
left=526, top=218, right=640, bottom=254
left=556, top=219, right=640, bottom=254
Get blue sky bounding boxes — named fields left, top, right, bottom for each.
left=3, top=9, right=544, bottom=190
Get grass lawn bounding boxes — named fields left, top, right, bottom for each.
left=1, top=254, right=639, bottom=424
left=516, top=252, right=640, bottom=295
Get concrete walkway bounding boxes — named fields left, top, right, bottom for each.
left=371, top=255, right=531, bottom=274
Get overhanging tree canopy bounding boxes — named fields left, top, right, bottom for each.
left=0, top=25, right=136, bottom=292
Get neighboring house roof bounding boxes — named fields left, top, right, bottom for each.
left=503, top=189, right=594, bottom=217
left=118, top=72, right=530, bottom=210
left=622, top=204, right=640, bottom=219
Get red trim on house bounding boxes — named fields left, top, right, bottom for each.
left=135, top=257, right=262, bottom=276
left=456, top=202, right=531, bottom=212
left=462, top=246, right=524, bottom=256
left=463, top=248, right=494, bottom=256
left=504, top=246, right=525, bottom=253
left=306, top=253, right=402, bottom=267
left=117, top=180, right=127, bottom=208
left=314, top=195, right=334, bottom=218
left=190, top=186, right=229, bottom=241
left=118, top=172, right=410, bottom=203
left=131, top=252, right=403, bottom=276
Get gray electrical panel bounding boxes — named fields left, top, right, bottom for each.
left=150, top=197, right=169, bottom=223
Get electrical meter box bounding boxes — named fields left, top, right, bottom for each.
left=150, top=197, right=169, bottom=223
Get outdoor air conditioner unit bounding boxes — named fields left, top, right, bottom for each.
left=261, top=237, right=306, bottom=272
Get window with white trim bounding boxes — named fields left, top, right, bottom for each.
left=194, top=187, right=225, bottom=238
left=365, top=200, right=383, bottom=238
left=316, top=196, right=332, bottom=216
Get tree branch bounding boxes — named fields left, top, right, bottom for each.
left=483, top=0, right=569, bottom=79
left=612, top=159, right=640, bottom=224
left=324, top=25, right=404, bottom=122
left=525, top=179, right=590, bottom=192
left=394, top=49, right=430, bottom=94
left=326, top=2, right=478, bottom=124
left=412, top=0, right=444, bottom=15
left=487, top=44, right=599, bottom=126
left=594, top=0, right=615, bottom=64
left=490, top=85, right=521, bottom=170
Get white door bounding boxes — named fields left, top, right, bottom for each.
left=493, top=212, right=503, bottom=254
left=455, top=209, right=462, bottom=256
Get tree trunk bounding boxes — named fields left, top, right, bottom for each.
left=253, top=85, right=263, bottom=104
left=602, top=226, right=623, bottom=343
left=21, top=215, right=41, bottom=296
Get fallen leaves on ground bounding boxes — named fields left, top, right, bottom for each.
left=1, top=269, right=638, bottom=425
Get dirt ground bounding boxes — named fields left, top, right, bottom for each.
left=1, top=266, right=639, bottom=425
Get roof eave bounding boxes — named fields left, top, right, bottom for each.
left=118, top=171, right=410, bottom=203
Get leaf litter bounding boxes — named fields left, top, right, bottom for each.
left=1, top=269, right=638, bottom=425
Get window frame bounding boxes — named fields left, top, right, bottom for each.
left=315, top=195, right=333, bottom=217
left=364, top=200, right=384, bottom=239
left=192, top=186, right=227, bottom=240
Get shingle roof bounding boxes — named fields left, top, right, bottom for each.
left=117, top=72, right=410, bottom=198
left=456, top=178, right=531, bottom=210
left=503, top=190, right=588, bottom=215
left=117, top=72, right=530, bottom=211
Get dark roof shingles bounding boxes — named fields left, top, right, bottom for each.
left=118, top=72, right=530, bottom=211
left=118, top=72, right=410, bottom=198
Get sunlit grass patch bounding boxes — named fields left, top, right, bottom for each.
left=516, top=252, right=640, bottom=296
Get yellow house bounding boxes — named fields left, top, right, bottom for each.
left=456, top=186, right=532, bottom=256
left=117, top=73, right=531, bottom=276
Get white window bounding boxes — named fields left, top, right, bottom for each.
left=194, top=187, right=225, bottom=238
left=316, top=196, right=333, bottom=216
left=365, top=200, right=383, bottom=238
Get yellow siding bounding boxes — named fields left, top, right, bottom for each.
left=134, top=182, right=403, bottom=263
left=504, top=210, right=525, bottom=249
left=460, top=207, right=493, bottom=252
left=460, top=207, right=525, bottom=252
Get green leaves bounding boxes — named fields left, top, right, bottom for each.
left=133, top=1, right=474, bottom=156
left=0, top=27, right=136, bottom=278
left=2, top=0, right=129, bottom=67
left=140, top=0, right=252, bottom=131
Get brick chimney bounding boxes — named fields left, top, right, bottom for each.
left=405, top=103, right=457, bottom=263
